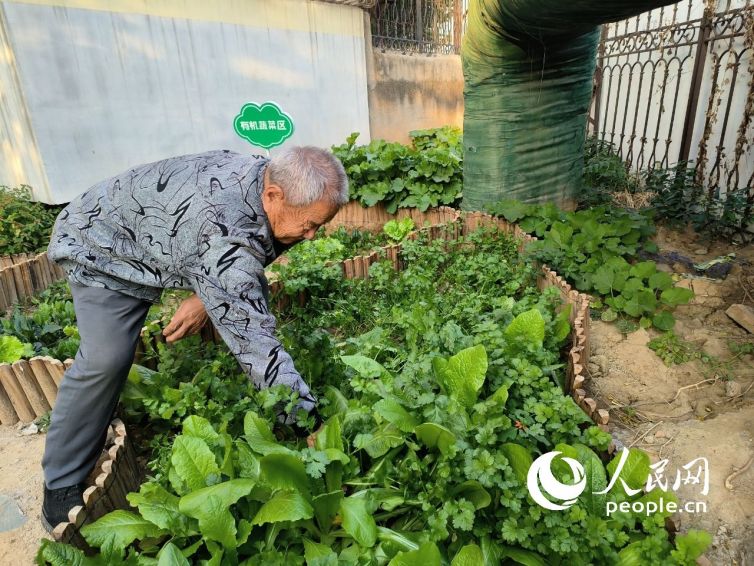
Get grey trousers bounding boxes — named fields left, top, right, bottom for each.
left=42, top=282, right=151, bottom=489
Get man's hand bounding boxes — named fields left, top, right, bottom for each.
left=163, top=294, right=209, bottom=343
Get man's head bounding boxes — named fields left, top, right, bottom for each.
left=262, top=146, right=349, bottom=244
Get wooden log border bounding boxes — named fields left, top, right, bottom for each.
left=0, top=252, right=66, bottom=312
left=51, top=418, right=141, bottom=548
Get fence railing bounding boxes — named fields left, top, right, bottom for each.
left=370, top=0, right=468, bottom=54
left=589, top=0, right=753, bottom=209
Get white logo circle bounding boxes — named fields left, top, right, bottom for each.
left=527, top=451, right=587, bottom=510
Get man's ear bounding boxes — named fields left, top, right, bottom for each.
left=264, top=183, right=285, bottom=204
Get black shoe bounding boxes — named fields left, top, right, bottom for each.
left=41, top=483, right=86, bottom=533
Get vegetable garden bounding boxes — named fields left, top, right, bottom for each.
left=0, top=196, right=714, bottom=564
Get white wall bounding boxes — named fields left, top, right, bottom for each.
left=0, top=0, right=371, bottom=203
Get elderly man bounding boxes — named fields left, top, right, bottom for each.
left=41, top=147, right=348, bottom=530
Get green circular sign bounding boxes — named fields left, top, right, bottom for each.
left=233, top=102, right=295, bottom=149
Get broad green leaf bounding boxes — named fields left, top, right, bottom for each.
left=504, top=310, right=545, bottom=349
left=354, top=424, right=404, bottom=458
left=500, top=443, right=533, bottom=485
left=621, top=277, right=645, bottom=299
left=170, top=436, right=220, bottom=492
left=81, top=510, right=162, bottom=558
left=481, top=536, right=504, bottom=566
left=652, top=311, right=676, bottom=331
left=252, top=490, right=313, bottom=526
left=616, top=542, right=643, bottom=566
left=340, top=355, right=388, bottom=378
left=592, top=266, right=616, bottom=295
left=607, top=448, right=651, bottom=495
left=260, top=453, right=310, bottom=496
left=622, top=289, right=656, bottom=317
left=234, top=440, right=261, bottom=480
left=315, top=416, right=345, bottom=452
left=0, top=335, right=33, bottom=363
left=127, top=482, right=191, bottom=534
left=500, top=545, right=548, bottom=566
left=303, top=539, right=338, bottom=566
left=158, top=542, right=189, bottom=566
left=452, top=481, right=491, bottom=509
left=575, top=444, right=607, bottom=516
left=552, top=304, right=572, bottom=343
left=388, top=542, right=441, bottom=566
left=660, top=287, right=694, bottom=307
left=487, top=384, right=509, bottom=407
left=312, top=490, right=344, bottom=532
left=35, top=539, right=99, bottom=566
left=324, top=386, right=349, bottom=415
left=373, top=399, right=419, bottom=432
left=178, top=479, right=255, bottom=549
left=629, top=261, right=656, bottom=280
left=648, top=271, right=673, bottom=291
left=415, top=423, right=456, bottom=455
left=339, top=496, right=377, bottom=548
left=451, top=544, right=484, bottom=566
left=433, top=345, right=488, bottom=407
left=243, top=412, right=291, bottom=455
left=672, top=529, right=712, bottom=563
left=182, top=415, right=219, bottom=445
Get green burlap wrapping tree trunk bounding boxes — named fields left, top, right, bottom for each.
left=461, top=0, right=679, bottom=211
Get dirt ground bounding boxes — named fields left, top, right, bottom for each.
left=587, top=227, right=754, bottom=565
left=0, top=426, right=50, bottom=565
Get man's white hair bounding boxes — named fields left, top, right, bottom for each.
left=267, top=146, right=349, bottom=207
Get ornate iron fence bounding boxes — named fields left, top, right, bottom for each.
left=589, top=0, right=753, bottom=211
left=370, top=0, right=468, bottom=54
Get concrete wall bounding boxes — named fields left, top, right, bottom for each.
left=0, top=0, right=371, bottom=203
left=367, top=48, right=464, bottom=144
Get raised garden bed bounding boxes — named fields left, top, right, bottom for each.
left=0, top=252, right=65, bottom=312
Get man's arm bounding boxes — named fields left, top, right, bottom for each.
left=183, top=233, right=316, bottom=414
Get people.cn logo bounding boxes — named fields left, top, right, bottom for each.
left=527, top=451, right=588, bottom=511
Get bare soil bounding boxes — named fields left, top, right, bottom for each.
left=0, top=426, right=49, bottom=565
left=587, top=226, right=754, bottom=565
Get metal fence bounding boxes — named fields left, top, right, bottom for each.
left=370, top=0, right=468, bottom=54
left=589, top=0, right=753, bottom=207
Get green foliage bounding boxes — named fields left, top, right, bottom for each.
left=578, top=136, right=752, bottom=242
left=0, top=335, right=34, bottom=363
left=0, top=185, right=63, bottom=255
left=383, top=217, right=415, bottom=242
left=580, top=137, right=637, bottom=207
left=648, top=332, right=699, bottom=366
left=1, top=281, right=79, bottom=360
left=487, top=200, right=694, bottom=329
left=332, top=128, right=463, bottom=213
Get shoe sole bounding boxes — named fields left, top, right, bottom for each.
left=40, top=513, right=61, bottom=535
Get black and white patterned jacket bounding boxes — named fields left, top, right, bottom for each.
left=47, top=149, right=315, bottom=412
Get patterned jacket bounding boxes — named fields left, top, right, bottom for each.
left=47, top=149, right=315, bottom=412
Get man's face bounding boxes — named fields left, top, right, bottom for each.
left=262, top=180, right=339, bottom=244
